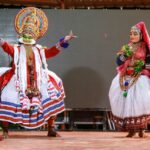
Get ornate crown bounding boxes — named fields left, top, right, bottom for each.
left=15, top=7, right=48, bottom=44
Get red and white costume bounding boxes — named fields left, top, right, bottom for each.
left=0, top=41, right=65, bottom=129
left=109, top=22, right=150, bottom=130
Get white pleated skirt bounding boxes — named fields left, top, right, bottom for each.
left=109, top=74, right=150, bottom=130
left=0, top=67, right=65, bottom=129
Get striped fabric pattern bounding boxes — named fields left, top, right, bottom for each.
left=0, top=96, right=65, bottom=129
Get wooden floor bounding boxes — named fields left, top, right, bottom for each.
left=0, top=131, right=150, bottom=150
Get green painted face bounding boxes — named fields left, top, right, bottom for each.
left=22, top=34, right=33, bottom=43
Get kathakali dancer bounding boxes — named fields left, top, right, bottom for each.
left=109, top=22, right=150, bottom=137
left=0, top=7, right=76, bottom=138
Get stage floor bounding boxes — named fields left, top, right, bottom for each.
left=0, top=131, right=150, bottom=150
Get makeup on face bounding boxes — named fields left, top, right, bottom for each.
left=130, top=29, right=141, bottom=43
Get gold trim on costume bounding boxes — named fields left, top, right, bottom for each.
left=119, top=73, right=141, bottom=91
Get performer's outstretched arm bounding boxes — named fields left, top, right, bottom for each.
left=0, top=39, right=14, bottom=57
left=44, top=31, right=76, bottom=59
left=44, top=45, right=61, bottom=59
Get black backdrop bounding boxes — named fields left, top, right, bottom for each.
left=0, top=9, right=150, bottom=109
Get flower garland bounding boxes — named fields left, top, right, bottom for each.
left=119, top=73, right=141, bottom=97
left=118, top=44, right=145, bottom=97
left=122, top=44, right=133, bottom=57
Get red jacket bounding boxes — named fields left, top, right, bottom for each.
left=0, top=42, right=61, bottom=91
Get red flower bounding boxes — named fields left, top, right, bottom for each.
left=126, top=69, right=134, bottom=75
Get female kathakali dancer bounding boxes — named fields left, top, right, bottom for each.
left=109, top=22, right=150, bottom=137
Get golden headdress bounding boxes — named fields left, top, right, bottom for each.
left=15, top=7, right=48, bottom=44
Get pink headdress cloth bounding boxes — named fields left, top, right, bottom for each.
left=135, top=21, right=150, bottom=52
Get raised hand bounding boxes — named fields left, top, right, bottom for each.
left=64, top=30, right=77, bottom=42
left=0, top=38, right=4, bottom=46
